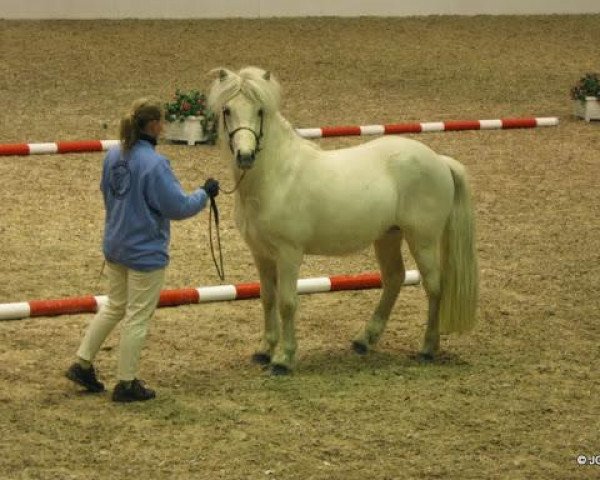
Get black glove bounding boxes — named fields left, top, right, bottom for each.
left=203, top=178, right=220, bottom=198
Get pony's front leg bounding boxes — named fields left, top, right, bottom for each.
left=251, top=254, right=279, bottom=366
left=270, top=251, right=303, bottom=375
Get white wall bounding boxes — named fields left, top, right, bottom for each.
left=2, top=0, right=599, bottom=19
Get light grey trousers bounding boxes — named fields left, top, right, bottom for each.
left=77, top=261, right=165, bottom=381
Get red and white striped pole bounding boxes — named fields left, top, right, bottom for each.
left=0, top=140, right=120, bottom=156
left=0, top=270, right=420, bottom=321
left=295, top=116, right=559, bottom=139
left=0, top=117, right=558, bottom=156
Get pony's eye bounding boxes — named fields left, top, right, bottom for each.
left=223, top=107, right=231, bottom=116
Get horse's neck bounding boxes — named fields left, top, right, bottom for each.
left=263, top=113, right=302, bottom=158
left=235, top=113, right=305, bottom=196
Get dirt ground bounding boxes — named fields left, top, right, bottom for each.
left=0, top=15, right=599, bottom=480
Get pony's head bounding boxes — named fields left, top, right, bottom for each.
left=208, top=67, right=280, bottom=170
left=208, top=66, right=281, bottom=170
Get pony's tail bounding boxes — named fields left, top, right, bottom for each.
left=439, top=156, right=479, bottom=334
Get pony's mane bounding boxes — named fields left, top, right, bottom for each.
left=208, top=66, right=281, bottom=113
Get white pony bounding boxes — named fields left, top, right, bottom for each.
left=208, top=67, right=478, bottom=375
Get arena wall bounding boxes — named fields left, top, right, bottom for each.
left=2, top=0, right=600, bottom=19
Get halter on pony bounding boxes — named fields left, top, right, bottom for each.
left=222, top=105, right=265, bottom=155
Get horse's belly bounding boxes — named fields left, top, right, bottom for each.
left=236, top=188, right=396, bottom=257
left=304, top=227, right=380, bottom=255
left=240, top=216, right=379, bottom=257
left=305, top=242, right=369, bottom=256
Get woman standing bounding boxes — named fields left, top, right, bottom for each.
left=66, top=97, right=219, bottom=402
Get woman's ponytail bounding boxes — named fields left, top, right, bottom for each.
left=119, top=97, right=164, bottom=152
left=119, top=113, right=137, bottom=152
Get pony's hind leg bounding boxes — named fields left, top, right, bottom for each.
left=352, top=230, right=405, bottom=354
left=406, top=234, right=442, bottom=360
left=251, top=254, right=279, bottom=365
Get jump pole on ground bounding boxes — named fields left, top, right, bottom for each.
left=0, top=270, right=421, bottom=321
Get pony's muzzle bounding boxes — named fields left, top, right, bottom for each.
left=236, top=150, right=256, bottom=170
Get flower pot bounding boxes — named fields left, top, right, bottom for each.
left=573, top=97, right=600, bottom=122
left=164, top=116, right=209, bottom=145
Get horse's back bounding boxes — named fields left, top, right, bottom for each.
left=323, top=135, right=430, bottom=158
left=323, top=136, right=456, bottom=236
left=321, top=136, right=453, bottom=198
left=287, top=136, right=455, bottom=246
left=323, top=136, right=445, bottom=175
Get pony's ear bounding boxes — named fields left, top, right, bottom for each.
left=263, top=70, right=271, bottom=81
left=219, top=69, right=228, bottom=82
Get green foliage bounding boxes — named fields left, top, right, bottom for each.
left=165, top=89, right=210, bottom=121
left=570, top=73, right=600, bottom=101
left=164, top=89, right=218, bottom=143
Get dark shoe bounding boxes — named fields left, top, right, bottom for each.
left=65, top=363, right=105, bottom=393
left=112, top=379, right=156, bottom=403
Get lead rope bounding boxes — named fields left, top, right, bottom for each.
left=208, top=170, right=247, bottom=281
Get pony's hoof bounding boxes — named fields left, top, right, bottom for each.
left=417, top=352, right=435, bottom=363
left=251, top=353, right=271, bottom=365
left=352, top=341, right=369, bottom=355
left=271, top=364, right=291, bottom=376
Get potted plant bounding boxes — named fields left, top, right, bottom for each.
left=164, top=90, right=218, bottom=144
left=570, top=73, right=600, bottom=122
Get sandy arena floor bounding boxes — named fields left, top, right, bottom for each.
left=0, top=15, right=599, bottom=479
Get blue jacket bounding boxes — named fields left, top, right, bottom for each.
left=100, top=139, right=208, bottom=271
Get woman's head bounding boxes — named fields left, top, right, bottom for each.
left=119, top=97, right=164, bottom=152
